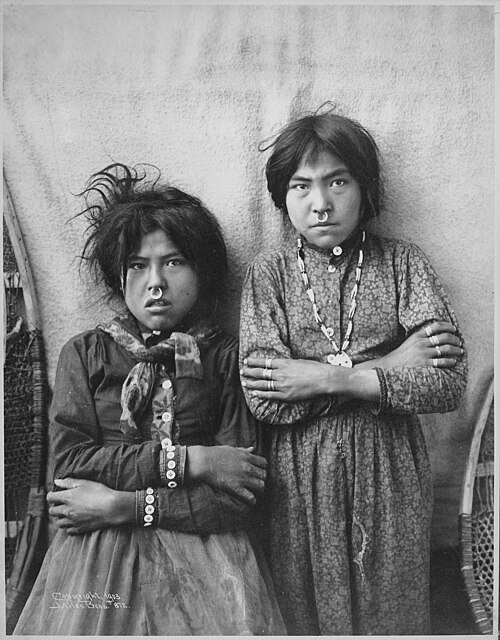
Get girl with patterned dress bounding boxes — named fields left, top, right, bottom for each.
left=14, top=164, right=285, bottom=636
left=239, top=110, right=467, bottom=635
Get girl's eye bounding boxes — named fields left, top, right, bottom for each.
left=129, top=262, right=145, bottom=271
left=331, top=179, right=346, bottom=188
left=290, top=183, right=309, bottom=191
left=166, top=258, right=183, bottom=267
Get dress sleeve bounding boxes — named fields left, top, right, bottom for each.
left=154, top=486, right=252, bottom=533
left=51, top=335, right=162, bottom=490
left=239, top=257, right=336, bottom=425
left=375, top=242, right=468, bottom=414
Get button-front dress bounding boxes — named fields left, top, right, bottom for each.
left=239, top=231, right=467, bottom=635
left=14, top=316, right=285, bottom=636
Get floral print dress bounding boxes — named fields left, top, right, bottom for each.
left=239, top=231, right=467, bottom=635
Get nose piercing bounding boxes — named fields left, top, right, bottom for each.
left=316, top=210, right=329, bottom=223
left=150, top=287, right=163, bottom=300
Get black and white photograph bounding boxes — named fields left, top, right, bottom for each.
left=3, top=1, right=496, bottom=636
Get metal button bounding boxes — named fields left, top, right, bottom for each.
left=161, top=437, right=172, bottom=449
left=166, top=470, right=176, bottom=480
left=328, top=264, right=336, bottom=273
left=325, top=327, right=334, bottom=337
left=145, top=495, right=154, bottom=504
left=168, top=481, right=177, bottom=489
left=146, top=487, right=154, bottom=495
left=162, top=380, right=172, bottom=390
left=144, top=514, right=153, bottom=523
left=144, top=521, right=152, bottom=527
left=332, top=246, right=342, bottom=256
left=145, top=505, right=154, bottom=515
left=161, top=412, right=172, bottom=422
left=166, top=451, right=175, bottom=459
left=167, top=460, right=176, bottom=469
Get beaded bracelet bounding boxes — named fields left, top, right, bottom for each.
left=136, top=487, right=159, bottom=527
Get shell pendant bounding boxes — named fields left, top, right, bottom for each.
left=326, top=352, right=353, bottom=367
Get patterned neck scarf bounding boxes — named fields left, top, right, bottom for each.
left=98, top=314, right=219, bottom=437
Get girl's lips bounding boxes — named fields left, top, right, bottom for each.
left=311, top=222, right=339, bottom=228
left=145, top=300, right=171, bottom=310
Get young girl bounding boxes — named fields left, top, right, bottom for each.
left=240, top=110, right=467, bottom=635
left=14, top=164, right=285, bottom=635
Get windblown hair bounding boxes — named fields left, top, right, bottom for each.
left=76, top=163, right=227, bottom=314
left=262, top=106, right=383, bottom=220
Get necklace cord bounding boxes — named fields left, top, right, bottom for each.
left=296, top=231, right=366, bottom=356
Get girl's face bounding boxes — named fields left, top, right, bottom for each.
left=124, top=229, right=200, bottom=333
left=285, top=150, right=363, bottom=250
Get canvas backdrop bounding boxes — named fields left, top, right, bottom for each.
left=3, top=3, right=494, bottom=547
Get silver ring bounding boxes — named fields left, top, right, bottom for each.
left=268, top=380, right=275, bottom=391
left=151, top=287, right=163, bottom=300
left=435, top=345, right=442, bottom=357
left=265, top=356, right=273, bottom=368
left=425, top=325, right=433, bottom=338
left=432, top=358, right=439, bottom=368
left=316, top=210, right=329, bottom=223
left=263, top=368, right=273, bottom=380
left=429, top=334, right=439, bottom=347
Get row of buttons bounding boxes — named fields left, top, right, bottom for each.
left=144, top=487, right=155, bottom=526
left=161, top=438, right=178, bottom=488
left=160, top=376, right=173, bottom=429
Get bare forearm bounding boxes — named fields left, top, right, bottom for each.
left=321, top=365, right=381, bottom=402
left=242, top=356, right=381, bottom=405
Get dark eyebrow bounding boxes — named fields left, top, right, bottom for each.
left=289, top=168, right=351, bottom=182
left=128, top=250, right=183, bottom=261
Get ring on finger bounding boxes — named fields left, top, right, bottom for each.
left=432, top=358, right=439, bottom=368
left=435, top=345, right=442, bottom=357
left=429, top=334, right=439, bottom=346
left=265, top=356, right=273, bottom=368
left=263, top=368, right=273, bottom=380
left=425, top=325, right=433, bottom=338
left=267, top=380, right=275, bottom=391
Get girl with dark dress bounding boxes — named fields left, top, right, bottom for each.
left=240, top=110, right=467, bottom=635
left=14, top=164, right=285, bottom=636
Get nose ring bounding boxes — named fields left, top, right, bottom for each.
left=316, top=210, right=329, bottom=223
left=151, top=287, right=163, bottom=300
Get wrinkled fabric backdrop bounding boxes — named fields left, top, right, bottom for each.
left=3, top=3, right=494, bottom=547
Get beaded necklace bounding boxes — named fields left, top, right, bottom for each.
left=296, top=230, right=365, bottom=367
